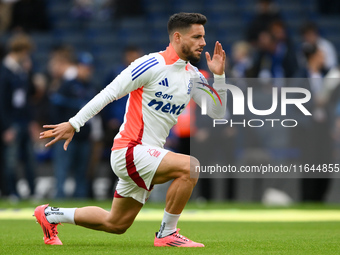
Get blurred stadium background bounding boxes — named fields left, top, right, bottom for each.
left=1, top=0, right=340, bottom=204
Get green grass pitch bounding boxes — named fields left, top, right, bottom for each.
left=1, top=201, right=340, bottom=254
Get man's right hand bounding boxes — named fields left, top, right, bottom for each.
left=40, top=122, right=75, bottom=151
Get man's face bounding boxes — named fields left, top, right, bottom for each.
left=179, top=24, right=206, bottom=63
left=78, top=65, right=93, bottom=81
left=48, top=57, right=63, bottom=78
left=303, top=31, right=318, bottom=44
left=124, top=50, right=142, bottom=65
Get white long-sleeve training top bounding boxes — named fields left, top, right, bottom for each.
left=69, top=44, right=227, bottom=150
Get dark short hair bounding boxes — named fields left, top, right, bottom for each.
left=302, top=42, right=318, bottom=60
left=167, top=12, right=207, bottom=35
left=124, top=45, right=141, bottom=53
left=300, top=22, right=318, bottom=35
left=8, top=33, right=34, bottom=53
left=50, top=44, right=76, bottom=64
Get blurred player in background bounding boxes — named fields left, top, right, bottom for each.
left=34, top=12, right=227, bottom=247
left=293, top=43, right=332, bottom=201
left=0, top=33, right=37, bottom=200
left=49, top=49, right=95, bottom=199
left=300, top=21, right=338, bottom=70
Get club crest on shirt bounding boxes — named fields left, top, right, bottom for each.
left=187, top=80, right=193, bottom=94
left=147, top=148, right=161, bottom=158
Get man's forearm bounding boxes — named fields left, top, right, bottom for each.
left=69, top=87, right=116, bottom=132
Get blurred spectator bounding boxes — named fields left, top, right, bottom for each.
left=269, top=20, right=298, bottom=76
left=300, top=22, right=338, bottom=70
left=9, top=0, right=50, bottom=32
left=77, top=52, right=102, bottom=198
left=71, top=0, right=112, bottom=22
left=269, top=20, right=292, bottom=45
left=332, top=69, right=340, bottom=175
left=246, top=0, right=282, bottom=44
left=292, top=43, right=332, bottom=201
left=105, top=45, right=143, bottom=85
left=0, top=42, right=5, bottom=66
left=30, top=73, right=50, bottom=128
left=0, top=119, right=3, bottom=196
left=0, top=33, right=37, bottom=199
left=71, top=0, right=94, bottom=21
left=49, top=49, right=95, bottom=198
left=0, top=0, right=14, bottom=33
left=247, top=27, right=298, bottom=80
left=229, top=41, right=252, bottom=79
left=70, top=0, right=93, bottom=30
left=0, top=43, right=5, bottom=196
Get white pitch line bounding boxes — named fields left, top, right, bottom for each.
left=1, top=208, right=340, bottom=222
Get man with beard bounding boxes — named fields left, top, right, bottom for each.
left=34, top=13, right=227, bottom=247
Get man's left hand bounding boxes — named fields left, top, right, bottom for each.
left=205, top=41, right=226, bottom=76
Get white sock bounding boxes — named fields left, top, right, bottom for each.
left=157, top=210, right=181, bottom=238
left=45, top=206, right=76, bottom=224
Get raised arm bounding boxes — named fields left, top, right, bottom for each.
left=192, top=41, right=227, bottom=119
left=205, top=41, right=226, bottom=76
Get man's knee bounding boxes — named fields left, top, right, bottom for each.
left=106, top=223, right=130, bottom=235
left=181, top=156, right=200, bottom=185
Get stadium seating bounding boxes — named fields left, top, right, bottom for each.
left=1, top=0, right=336, bottom=88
